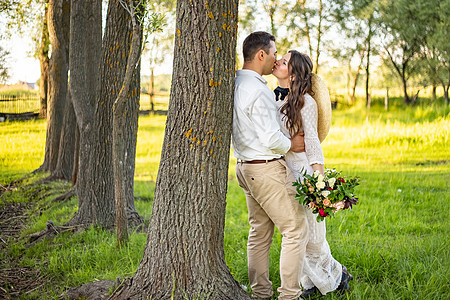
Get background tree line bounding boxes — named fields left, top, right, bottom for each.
left=238, top=0, right=449, bottom=105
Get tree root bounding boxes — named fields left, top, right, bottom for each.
left=27, top=221, right=84, bottom=246
left=126, top=208, right=145, bottom=232
left=62, top=278, right=121, bottom=300
left=0, top=173, right=33, bottom=196
left=32, top=173, right=65, bottom=186
left=51, top=188, right=76, bottom=203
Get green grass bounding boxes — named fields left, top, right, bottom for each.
left=0, top=101, right=449, bottom=299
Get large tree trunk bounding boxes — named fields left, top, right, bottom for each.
left=111, top=0, right=249, bottom=299
left=39, top=0, right=50, bottom=119
left=39, top=0, right=70, bottom=173
left=68, top=0, right=142, bottom=229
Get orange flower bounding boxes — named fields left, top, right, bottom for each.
left=323, top=198, right=331, bottom=207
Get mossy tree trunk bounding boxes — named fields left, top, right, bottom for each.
left=111, top=0, right=249, bottom=299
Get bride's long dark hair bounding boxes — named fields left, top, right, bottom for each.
left=280, top=50, right=314, bottom=136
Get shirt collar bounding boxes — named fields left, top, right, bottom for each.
left=236, top=69, right=267, bottom=85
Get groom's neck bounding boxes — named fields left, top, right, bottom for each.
left=242, top=62, right=263, bottom=76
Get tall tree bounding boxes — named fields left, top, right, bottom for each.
left=416, top=0, right=450, bottom=104
left=284, top=0, right=331, bottom=74
left=39, top=0, right=70, bottom=172
left=111, top=0, right=249, bottom=298
left=68, top=0, right=142, bottom=229
left=112, top=0, right=145, bottom=245
left=38, top=0, right=50, bottom=118
left=331, top=0, right=376, bottom=105
left=379, top=0, right=423, bottom=105
left=68, top=0, right=101, bottom=225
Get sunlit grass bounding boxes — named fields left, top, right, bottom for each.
left=0, top=102, right=449, bottom=299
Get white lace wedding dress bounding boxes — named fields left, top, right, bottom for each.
left=276, top=93, right=342, bottom=295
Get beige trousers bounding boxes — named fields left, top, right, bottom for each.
left=236, top=159, right=309, bottom=300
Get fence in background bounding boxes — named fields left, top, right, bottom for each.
left=0, top=95, right=40, bottom=114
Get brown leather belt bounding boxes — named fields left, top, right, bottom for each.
left=242, top=157, right=283, bottom=164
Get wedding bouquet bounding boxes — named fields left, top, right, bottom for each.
left=293, top=169, right=360, bottom=222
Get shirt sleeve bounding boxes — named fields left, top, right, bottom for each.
left=301, top=97, right=324, bottom=165
left=248, top=90, right=291, bottom=155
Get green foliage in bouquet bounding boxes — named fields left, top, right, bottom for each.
left=293, top=168, right=360, bottom=222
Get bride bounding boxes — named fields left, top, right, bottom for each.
left=272, top=50, right=353, bottom=298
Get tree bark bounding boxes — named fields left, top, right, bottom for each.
left=52, top=86, right=76, bottom=180
left=72, top=125, right=80, bottom=186
left=111, top=0, right=249, bottom=299
left=39, top=1, right=50, bottom=119
left=40, top=0, right=70, bottom=173
left=432, top=84, right=436, bottom=101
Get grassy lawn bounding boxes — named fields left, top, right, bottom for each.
left=0, top=100, right=449, bottom=299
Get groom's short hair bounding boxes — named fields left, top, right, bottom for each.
left=243, top=31, right=275, bottom=62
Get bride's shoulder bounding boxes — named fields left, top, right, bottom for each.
left=303, top=93, right=317, bottom=108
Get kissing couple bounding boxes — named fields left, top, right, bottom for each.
left=232, top=31, right=353, bottom=299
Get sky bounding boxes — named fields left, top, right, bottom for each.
left=3, top=35, right=41, bottom=84
left=2, top=33, right=174, bottom=85
left=1, top=12, right=174, bottom=85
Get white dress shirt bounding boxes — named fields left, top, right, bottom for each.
left=232, top=69, right=291, bottom=161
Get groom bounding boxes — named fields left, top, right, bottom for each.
left=232, top=31, right=309, bottom=299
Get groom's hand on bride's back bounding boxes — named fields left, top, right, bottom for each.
left=289, top=132, right=305, bottom=153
